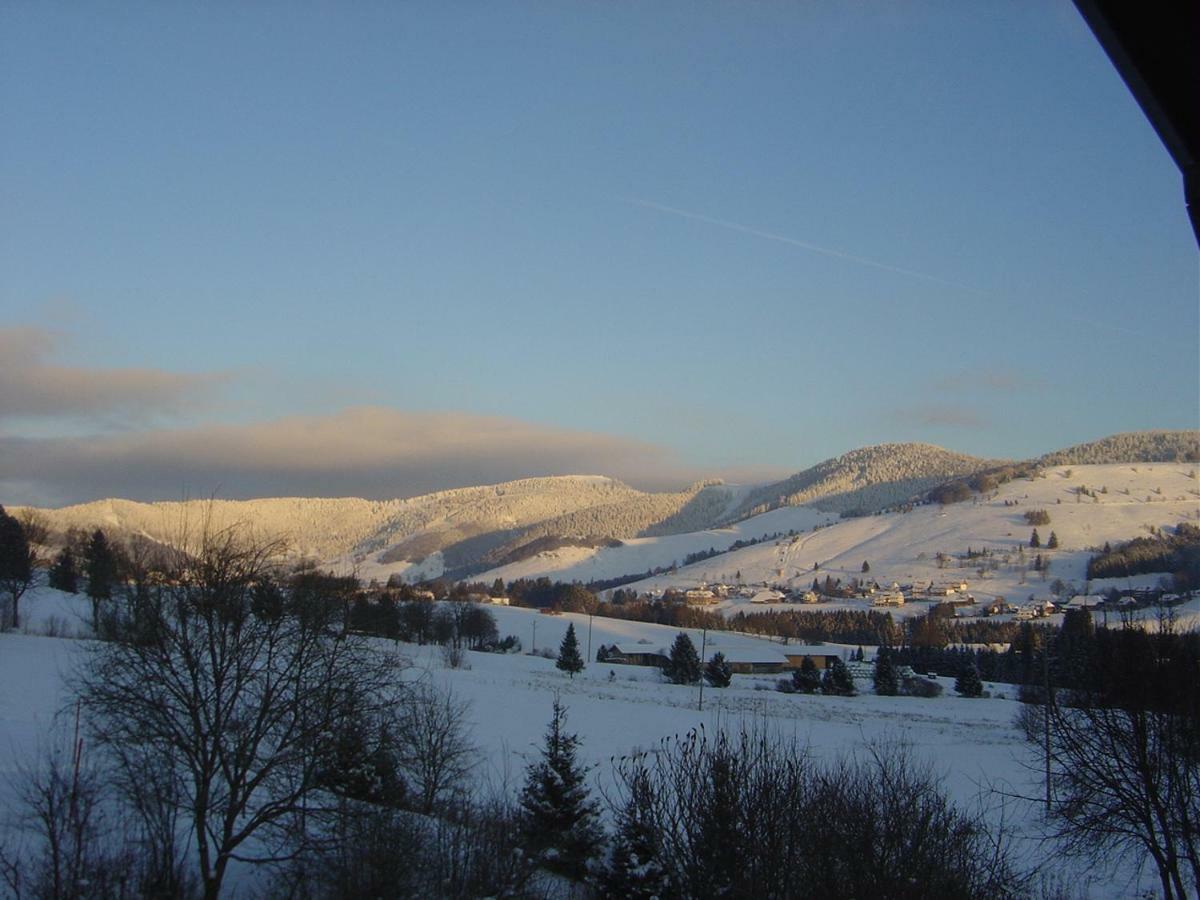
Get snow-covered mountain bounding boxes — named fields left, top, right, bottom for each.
left=12, top=431, right=1197, bottom=588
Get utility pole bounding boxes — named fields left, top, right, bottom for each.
left=1043, top=644, right=1053, bottom=814
left=587, top=612, right=594, bottom=663
left=698, top=627, right=708, bottom=711
left=532, top=620, right=537, bottom=654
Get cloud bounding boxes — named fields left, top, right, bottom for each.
left=929, top=368, right=1038, bottom=394
left=0, top=326, right=227, bottom=422
left=894, top=405, right=986, bottom=428
left=0, top=406, right=718, bottom=506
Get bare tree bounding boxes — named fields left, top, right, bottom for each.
left=1018, top=622, right=1200, bottom=899
left=72, top=522, right=408, bottom=900
left=397, top=684, right=475, bottom=814
left=0, top=727, right=129, bottom=899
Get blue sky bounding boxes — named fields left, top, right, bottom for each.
left=2, top=2, right=1196, bottom=504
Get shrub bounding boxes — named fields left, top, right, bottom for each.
left=901, top=675, right=944, bottom=698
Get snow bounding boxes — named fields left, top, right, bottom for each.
left=595, top=464, right=1198, bottom=621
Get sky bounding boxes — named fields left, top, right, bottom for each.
left=2, top=1, right=1197, bottom=506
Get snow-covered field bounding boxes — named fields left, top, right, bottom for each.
left=1, top=587, right=1181, bottom=897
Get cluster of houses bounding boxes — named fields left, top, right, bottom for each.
left=652, top=579, right=979, bottom=610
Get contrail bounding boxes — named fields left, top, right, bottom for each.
left=622, top=196, right=989, bottom=296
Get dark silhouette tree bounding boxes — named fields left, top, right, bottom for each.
left=704, top=651, right=732, bottom=688
left=861, top=560, right=871, bottom=573
left=48, top=546, right=79, bottom=594
left=556, top=623, right=584, bottom=678
left=519, top=698, right=601, bottom=879
left=665, top=632, right=701, bottom=685
left=955, top=665, right=983, bottom=698
left=792, top=656, right=822, bottom=694
left=1029, top=529, right=1041, bottom=549
left=83, top=529, right=118, bottom=630
left=873, top=647, right=900, bottom=696
left=1047, top=531, right=1059, bottom=550
left=601, top=766, right=668, bottom=899
left=73, top=523, right=406, bottom=900
left=822, top=658, right=856, bottom=696
left=0, top=505, right=35, bottom=630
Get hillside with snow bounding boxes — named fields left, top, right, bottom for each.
left=611, top=463, right=1199, bottom=619
left=725, top=442, right=993, bottom=520
left=12, top=431, right=1198, bottom=593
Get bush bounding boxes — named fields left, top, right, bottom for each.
left=901, top=675, right=944, bottom=698
left=606, top=727, right=1022, bottom=899
left=1024, top=509, right=1051, bottom=526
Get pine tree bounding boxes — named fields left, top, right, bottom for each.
left=873, top=647, right=899, bottom=696
left=1029, top=528, right=1041, bottom=549
left=519, top=699, right=601, bottom=879
left=0, top=506, right=35, bottom=630
left=792, top=656, right=821, bottom=694
left=602, top=768, right=669, bottom=899
left=83, top=529, right=120, bottom=631
left=665, top=633, right=701, bottom=685
left=955, top=664, right=983, bottom=698
left=821, top=657, right=856, bottom=696
left=48, top=546, right=79, bottom=593
left=556, top=623, right=584, bottom=678
left=861, top=560, right=870, bottom=573
left=1047, top=531, right=1059, bottom=549
left=704, top=652, right=732, bottom=688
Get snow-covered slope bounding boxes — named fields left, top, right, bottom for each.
left=472, top=505, right=841, bottom=586
left=12, top=476, right=734, bottom=573
left=618, top=463, right=1199, bottom=611
left=726, top=442, right=992, bottom=520
left=2, top=588, right=1183, bottom=898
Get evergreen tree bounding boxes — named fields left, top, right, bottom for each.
left=48, top=546, right=79, bottom=593
left=556, top=623, right=584, bottom=678
left=83, top=529, right=118, bottom=630
left=601, top=767, right=669, bottom=900
left=665, top=632, right=701, bottom=685
left=791, top=656, right=821, bottom=694
left=821, top=657, right=856, bottom=696
left=0, top=506, right=35, bottom=630
left=1030, top=529, right=1041, bottom=549
left=519, top=699, right=602, bottom=879
left=1047, top=531, right=1059, bottom=549
left=954, top=664, right=983, bottom=698
left=703, top=651, right=732, bottom=688
left=873, top=647, right=900, bottom=696
left=861, top=560, right=870, bottom=573
left=490, top=577, right=505, bottom=597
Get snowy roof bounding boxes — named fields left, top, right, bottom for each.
left=613, top=643, right=667, bottom=656
left=710, top=647, right=790, bottom=665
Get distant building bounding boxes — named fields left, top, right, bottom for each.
left=749, top=589, right=785, bottom=604
left=782, top=650, right=841, bottom=671
left=608, top=642, right=669, bottom=668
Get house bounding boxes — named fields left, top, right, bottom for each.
left=608, top=642, right=669, bottom=668
left=749, top=589, right=785, bottom=604
left=714, top=647, right=790, bottom=675
left=1067, top=594, right=1105, bottom=610
left=791, top=590, right=820, bottom=604
left=412, top=589, right=436, bottom=602
left=782, top=650, right=842, bottom=671
left=871, top=590, right=905, bottom=607
left=684, top=588, right=718, bottom=605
